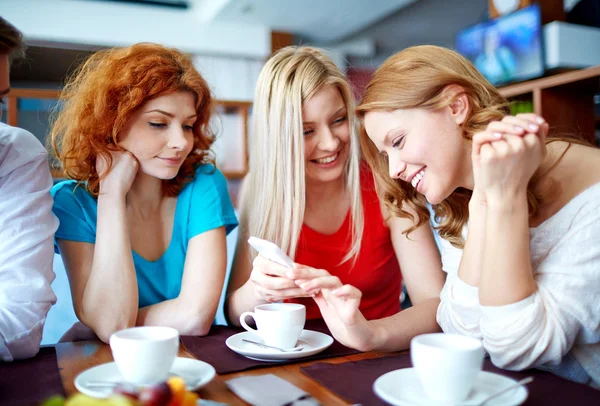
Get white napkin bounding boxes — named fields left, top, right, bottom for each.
left=226, top=374, right=320, bottom=406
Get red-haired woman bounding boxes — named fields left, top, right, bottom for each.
left=50, top=43, right=237, bottom=342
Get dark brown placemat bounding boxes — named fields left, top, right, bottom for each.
left=0, top=346, right=65, bottom=406
left=301, top=353, right=600, bottom=405
left=181, top=319, right=360, bottom=374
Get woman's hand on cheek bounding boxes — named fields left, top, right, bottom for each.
left=97, top=150, right=139, bottom=197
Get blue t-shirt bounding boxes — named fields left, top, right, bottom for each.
left=51, top=164, right=238, bottom=308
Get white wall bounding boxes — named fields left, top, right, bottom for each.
left=194, top=55, right=263, bottom=101
left=2, top=0, right=271, bottom=59
left=3, top=0, right=269, bottom=100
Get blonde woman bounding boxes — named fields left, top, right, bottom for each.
left=225, top=46, right=445, bottom=340
left=315, top=45, right=600, bottom=385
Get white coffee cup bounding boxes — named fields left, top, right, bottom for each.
left=109, top=326, right=179, bottom=385
left=411, top=333, right=484, bottom=403
left=239, top=303, right=306, bottom=349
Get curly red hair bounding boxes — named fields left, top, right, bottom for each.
left=50, top=42, right=215, bottom=197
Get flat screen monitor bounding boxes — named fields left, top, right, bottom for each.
left=456, top=4, right=544, bottom=86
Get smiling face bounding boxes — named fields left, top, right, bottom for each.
left=119, top=91, right=197, bottom=180
left=363, top=105, right=472, bottom=205
left=302, top=84, right=350, bottom=185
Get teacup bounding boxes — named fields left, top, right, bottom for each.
left=411, top=333, right=484, bottom=403
left=109, top=326, right=179, bottom=385
left=240, top=303, right=306, bottom=349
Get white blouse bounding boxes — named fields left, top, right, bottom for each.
left=0, top=123, right=58, bottom=361
left=436, top=182, right=600, bottom=387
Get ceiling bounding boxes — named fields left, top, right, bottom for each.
left=200, top=0, right=490, bottom=65
left=345, top=0, right=489, bottom=66
left=197, top=0, right=419, bottom=43
left=95, top=0, right=490, bottom=60
left=12, top=0, right=492, bottom=83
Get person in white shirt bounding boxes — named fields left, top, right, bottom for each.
left=0, top=17, right=58, bottom=361
left=306, top=45, right=600, bottom=388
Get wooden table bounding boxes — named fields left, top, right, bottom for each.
left=56, top=340, right=397, bottom=405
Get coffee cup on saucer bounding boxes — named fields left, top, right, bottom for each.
left=239, top=303, right=306, bottom=349
left=411, top=333, right=484, bottom=403
left=109, top=326, right=179, bottom=385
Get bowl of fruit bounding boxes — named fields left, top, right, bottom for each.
left=42, top=377, right=200, bottom=406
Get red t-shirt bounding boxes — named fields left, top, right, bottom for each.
left=288, top=167, right=402, bottom=320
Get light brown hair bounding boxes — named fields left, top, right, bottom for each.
left=357, top=45, right=583, bottom=248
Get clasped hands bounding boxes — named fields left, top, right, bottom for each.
left=471, top=113, right=549, bottom=205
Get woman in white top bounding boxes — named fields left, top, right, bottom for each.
left=311, top=45, right=600, bottom=387
left=0, top=17, right=58, bottom=361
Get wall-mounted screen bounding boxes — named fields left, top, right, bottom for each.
left=456, top=4, right=544, bottom=86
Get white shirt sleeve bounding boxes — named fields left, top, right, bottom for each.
left=435, top=233, right=483, bottom=339
left=480, top=211, right=600, bottom=372
left=0, top=127, right=58, bottom=361
left=437, top=273, right=483, bottom=339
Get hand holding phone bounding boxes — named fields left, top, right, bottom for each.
left=248, top=236, right=294, bottom=269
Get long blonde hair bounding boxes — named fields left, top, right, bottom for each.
left=357, top=45, right=548, bottom=248
left=242, top=46, right=364, bottom=262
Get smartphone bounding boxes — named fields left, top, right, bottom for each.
left=248, top=236, right=294, bottom=269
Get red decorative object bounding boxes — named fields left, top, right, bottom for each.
left=346, top=67, right=375, bottom=101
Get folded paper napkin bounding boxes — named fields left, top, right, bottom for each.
left=226, top=374, right=321, bottom=406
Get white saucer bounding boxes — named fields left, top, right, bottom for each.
left=373, top=367, right=528, bottom=406
left=74, top=357, right=216, bottom=398
left=225, top=329, right=333, bottom=362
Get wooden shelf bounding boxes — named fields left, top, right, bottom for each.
left=217, top=100, right=252, bottom=109
left=499, top=65, right=600, bottom=98
left=6, top=88, right=253, bottom=110
left=5, top=88, right=252, bottom=181
left=498, top=65, right=600, bottom=144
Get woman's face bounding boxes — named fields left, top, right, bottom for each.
left=302, top=85, right=350, bottom=186
left=363, top=105, right=472, bottom=204
left=119, top=91, right=197, bottom=180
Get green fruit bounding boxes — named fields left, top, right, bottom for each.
left=40, top=395, right=65, bottom=406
